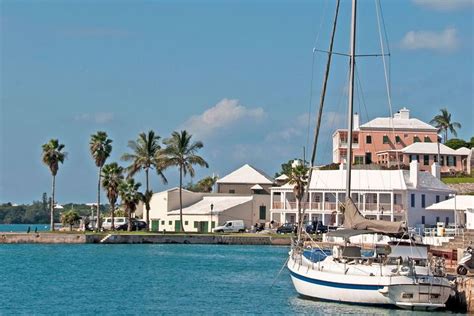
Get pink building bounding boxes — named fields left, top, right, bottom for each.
left=332, top=107, right=438, bottom=166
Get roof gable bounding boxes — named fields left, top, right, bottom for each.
left=217, top=164, right=274, bottom=184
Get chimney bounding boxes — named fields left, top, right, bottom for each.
left=431, top=162, right=441, bottom=179
left=353, top=113, right=360, bottom=130
left=410, top=159, right=418, bottom=188
left=399, top=107, right=410, bottom=119
left=339, top=162, right=344, bottom=170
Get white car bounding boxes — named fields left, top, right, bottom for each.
left=102, top=217, right=127, bottom=230
left=213, top=220, right=245, bottom=233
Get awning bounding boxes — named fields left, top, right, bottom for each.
left=426, top=196, right=474, bottom=211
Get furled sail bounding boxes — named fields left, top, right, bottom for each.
left=343, top=197, right=406, bottom=235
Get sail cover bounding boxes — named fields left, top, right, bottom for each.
left=343, top=197, right=406, bottom=235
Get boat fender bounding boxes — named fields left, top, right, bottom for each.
left=378, top=286, right=389, bottom=295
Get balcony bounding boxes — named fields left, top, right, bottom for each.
left=272, top=200, right=404, bottom=213
left=338, top=141, right=359, bottom=149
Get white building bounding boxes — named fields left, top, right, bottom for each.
left=426, top=195, right=474, bottom=229
left=270, top=160, right=455, bottom=228
left=145, top=164, right=273, bottom=232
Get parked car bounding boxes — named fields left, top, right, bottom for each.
left=117, top=219, right=147, bottom=231
left=102, top=217, right=127, bottom=230
left=305, top=221, right=328, bottom=234
left=213, top=220, right=245, bottom=233
left=276, top=223, right=297, bottom=234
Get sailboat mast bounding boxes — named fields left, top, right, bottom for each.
left=345, top=0, right=357, bottom=200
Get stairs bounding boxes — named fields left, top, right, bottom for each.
left=433, top=230, right=474, bottom=251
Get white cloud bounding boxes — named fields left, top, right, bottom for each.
left=74, top=112, right=114, bottom=124
left=412, top=0, right=473, bottom=11
left=182, top=98, right=265, bottom=138
left=400, top=27, right=460, bottom=52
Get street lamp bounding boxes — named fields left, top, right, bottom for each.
left=449, top=193, right=457, bottom=236
left=210, top=203, right=214, bottom=233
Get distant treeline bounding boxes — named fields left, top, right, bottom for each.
left=0, top=193, right=102, bottom=224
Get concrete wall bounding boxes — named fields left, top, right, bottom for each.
left=0, top=233, right=87, bottom=244
left=217, top=183, right=272, bottom=195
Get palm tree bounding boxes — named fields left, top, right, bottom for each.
left=121, top=130, right=168, bottom=230
left=41, top=139, right=66, bottom=231
left=89, top=131, right=113, bottom=230
left=101, top=162, right=124, bottom=231
left=60, top=210, right=80, bottom=231
left=118, top=178, right=143, bottom=232
left=430, top=108, right=462, bottom=143
left=162, top=130, right=208, bottom=232
left=285, top=162, right=309, bottom=237
left=197, top=176, right=218, bottom=193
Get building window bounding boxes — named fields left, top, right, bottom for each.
left=395, top=136, right=401, bottom=143
left=383, top=135, right=389, bottom=144
left=424, top=136, right=432, bottom=142
left=436, top=195, right=440, bottom=203
left=185, top=221, right=189, bottom=226
left=229, top=189, right=235, bottom=194
left=440, top=156, right=445, bottom=166
left=434, top=155, right=438, bottom=163
left=353, top=135, right=358, bottom=144
left=169, top=221, right=172, bottom=225
left=259, top=206, right=266, bottom=220
left=411, top=194, right=415, bottom=207
left=161, top=220, right=165, bottom=225
left=354, top=156, right=364, bottom=165
left=194, top=221, right=198, bottom=228
left=445, top=217, right=449, bottom=226
left=413, top=136, right=421, bottom=143
left=421, top=216, right=425, bottom=225
left=453, top=156, right=457, bottom=166
left=423, top=155, right=429, bottom=166
left=421, top=194, right=426, bottom=208
left=366, top=135, right=372, bottom=144
left=436, top=216, right=440, bottom=223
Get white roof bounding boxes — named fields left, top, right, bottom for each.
left=401, top=142, right=460, bottom=155
left=360, top=118, right=436, bottom=131
left=168, top=196, right=253, bottom=215
left=456, top=147, right=472, bottom=155
left=250, top=184, right=264, bottom=190
left=276, top=169, right=452, bottom=192
left=275, top=174, right=289, bottom=181
left=426, top=196, right=474, bottom=211
left=217, top=164, right=274, bottom=184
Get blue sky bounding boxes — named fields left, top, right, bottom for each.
left=1, top=0, right=473, bottom=204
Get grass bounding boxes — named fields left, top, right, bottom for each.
left=441, top=176, right=474, bottom=184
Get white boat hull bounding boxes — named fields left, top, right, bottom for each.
left=288, top=255, right=452, bottom=310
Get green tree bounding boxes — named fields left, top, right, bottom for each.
left=121, top=130, right=168, bottom=230
left=101, top=162, right=124, bottom=230
left=60, top=210, right=80, bottom=231
left=41, top=139, right=66, bottom=231
left=185, top=176, right=218, bottom=192
left=89, top=131, right=113, bottom=230
left=430, top=108, right=462, bottom=143
left=118, top=178, right=143, bottom=232
left=285, top=162, right=309, bottom=237
left=162, top=130, right=208, bottom=232
left=445, top=138, right=468, bottom=150
left=274, top=159, right=300, bottom=178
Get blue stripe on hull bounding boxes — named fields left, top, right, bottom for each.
left=290, top=270, right=384, bottom=290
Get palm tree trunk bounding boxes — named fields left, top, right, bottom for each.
left=111, top=202, right=115, bottom=231
left=445, top=129, right=448, bottom=144
left=179, top=166, right=185, bottom=232
left=50, top=175, right=55, bottom=232
left=96, top=166, right=102, bottom=231
left=145, top=168, right=150, bottom=231
left=127, top=207, right=132, bottom=232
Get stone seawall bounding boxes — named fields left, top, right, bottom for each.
left=0, top=233, right=291, bottom=246
left=0, top=233, right=87, bottom=244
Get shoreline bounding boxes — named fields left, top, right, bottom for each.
left=0, top=232, right=292, bottom=245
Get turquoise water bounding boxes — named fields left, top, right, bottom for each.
left=0, top=224, right=50, bottom=232
left=0, top=244, right=452, bottom=315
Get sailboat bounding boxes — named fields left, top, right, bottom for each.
left=287, top=0, right=452, bottom=310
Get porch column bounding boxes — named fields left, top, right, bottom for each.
left=282, top=212, right=286, bottom=224
left=270, top=191, right=274, bottom=210
left=283, top=191, right=286, bottom=210
left=390, top=192, right=394, bottom=221
left=322, top=192, right=326, bottom=212
left=376, top=192, right=380, bottom=220
left=309, top=191, right=313, bottom=210
left=335, top=192, right=340, bottom=226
